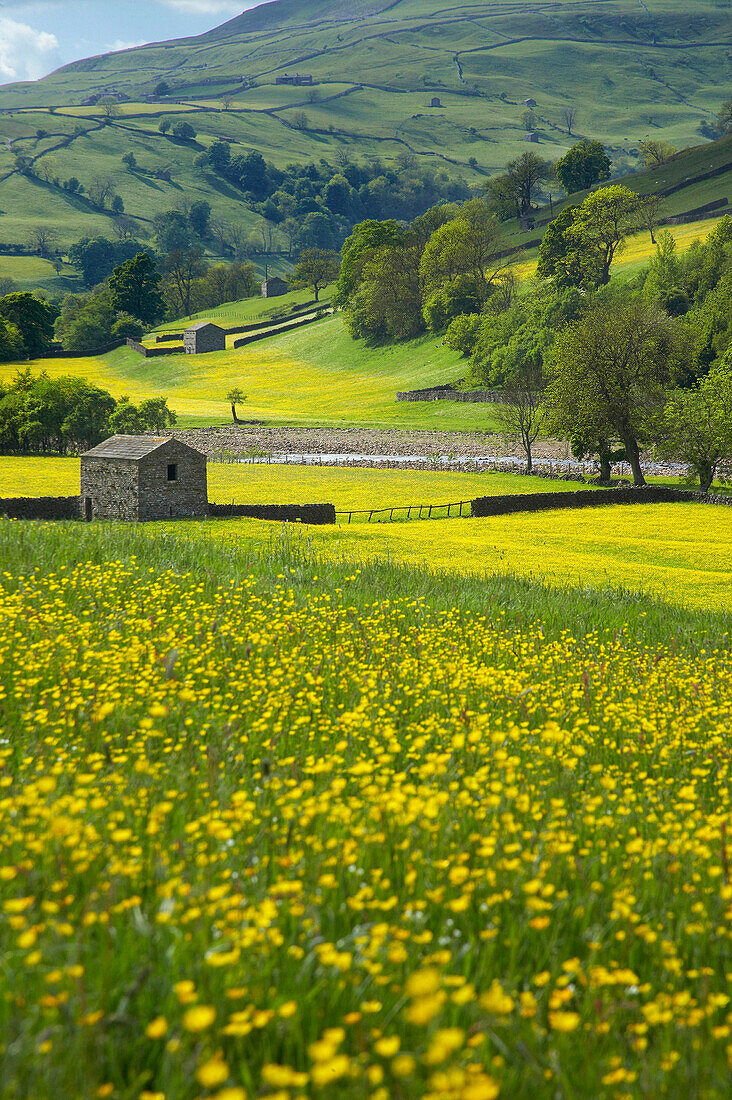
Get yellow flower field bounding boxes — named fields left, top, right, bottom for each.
left=194, top=502, right=732, bottom=612
left=0, top=518, right=730, bottom=1100
left=0, top=458, right=583, bottom=505
left=0, top=315, right=500, bottom=431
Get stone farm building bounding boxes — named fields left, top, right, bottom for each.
left=276, top=74, right=313, bottom=86
left=262, top=276, right=289, bottom=298
left=184, top=322, right=226, bottom=354
left=81, top=436, right=208, bottom=521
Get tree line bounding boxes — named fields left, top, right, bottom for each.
left=336, top=159, right=732, bottom=489
left=0, top=369, right=175, bottom=455
left=193, top=147, right=470, bottom=252
left=474, top=215, right=732, bottom=488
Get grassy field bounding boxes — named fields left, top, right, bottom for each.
left=1, top=514, right=731, bottom=1099
left=0, top=0, right=728, bottom=261
left=171, top=501, right=732, bottom=613
left=0, top=457, right=590, bottom=506
left=5, top=450, right=725, bottom=612
left=0, top=314, right=509, bottom=431
left=3, top=205, right=718, bottom=435
left=149, top=285, right=337, bottom=335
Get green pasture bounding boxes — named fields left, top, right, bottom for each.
left=1, top=512, right=731, bottom=1100
left=0, top=456, right=588, bottom=506
left=150, top=284, right=335, bottom=334
left=0, top=313, right=504, bottom=430
left=185, top=500, right=732, bottom=613
left=0, top=0, right=727, bottom=259
left=0, top=254, right=80, bottom=294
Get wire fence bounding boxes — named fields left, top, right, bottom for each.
left=335, top=501, right=472, bottom=524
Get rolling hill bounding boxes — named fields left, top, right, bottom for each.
left=0, top=0, right=728, bottom=271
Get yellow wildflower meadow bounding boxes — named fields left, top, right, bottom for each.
left=188, top=502, right=732, bottom=612
left=0, top=520, right=730, bottom=1099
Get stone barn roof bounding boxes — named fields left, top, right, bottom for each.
left=185, top=322, right=224, bottom=333
left=83, top=435, right=199, bottom=461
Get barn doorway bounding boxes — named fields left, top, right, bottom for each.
left=84, top=497, right=92, bottom=522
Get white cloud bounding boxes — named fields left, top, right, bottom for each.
left=159, top=1, right=242, bottom=14
left=106, top=39, right=148, bottom=53
left=0, top=16, right=59, bottom=82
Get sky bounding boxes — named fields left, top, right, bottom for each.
left=0, top=1, right=264, bottom=85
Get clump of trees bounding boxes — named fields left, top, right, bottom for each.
left=0, top=293, right=56, bottom=361
left=56, top=229, right=260, bottom=351
left=0, top=369, right=175, bottom=454
left=498, top=215, right=732, bottom=487
left=56, top=252, right=167, bottom=353
left=337, top=199, right=513, bottom=344
left=193, top=146, right=470, bottom=250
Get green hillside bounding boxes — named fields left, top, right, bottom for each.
left=0, top=0, right=728, bottom=263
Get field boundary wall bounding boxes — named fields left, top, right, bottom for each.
left=232, top=313, right=326, bottom=349
left=126, top=338, right=185, bottom=357
left=471, top=486, right=732, bottom=517
left=0, top=495, right=80, bottom=519
left=397, top=385, right=504, bottom=403
left=208, top=502, right=336, bottom=524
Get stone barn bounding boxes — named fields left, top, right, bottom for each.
left=184, top=322, right=226, bottom=354
left=261, top=276, right=289, bottom=298
left=429, top=97, right=442, bottom=107
left=81, top=435, right=208, bottom=521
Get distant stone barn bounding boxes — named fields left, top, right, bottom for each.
left=184, top=322, right=226, bottom=354
left=81, top=436, right=208, bottom=521
left=429, top=97, right=443, bottom=108
left=261, top=276, right=289, bottom=298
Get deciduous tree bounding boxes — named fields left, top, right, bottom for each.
left=163, top=248, right=208, bottom=317
left=716, top=98, right=732, bottom=135
left=567, top=185, right=643, bottom=285
left=0, top=292, right=55, bottom=358
left=638, top=139, right=678, bottom=167
left=496, top=361, right=545, bottom=473
left=554, top=139, right=611, bottom=194
left=291, top=248, right=340, bottom=301
left=546, top=299, right=689, bottom=485
left=659, top=363, right=732, bottom=492
left=109, top=252, right=166, bottom=325
left=226, top=388, right=246, bottom=424
left=485, top=153, right=552, bottom=220
left=419, top=199, right=504, bottom=305
left=335, top=219, right=404, bottom=305
left=561, top=105, right=578, bottom=135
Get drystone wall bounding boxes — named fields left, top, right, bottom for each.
left=0, top=496, right=80, bottom=520
left=126, top=339, right=185, bottom=358
left=232, top=313, right=326, bottom=349
left=470, top=485, right=732, bottom=517
left=208, top=502, right=336, bottom=525
left=397, top=385, right=504, bottom=403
